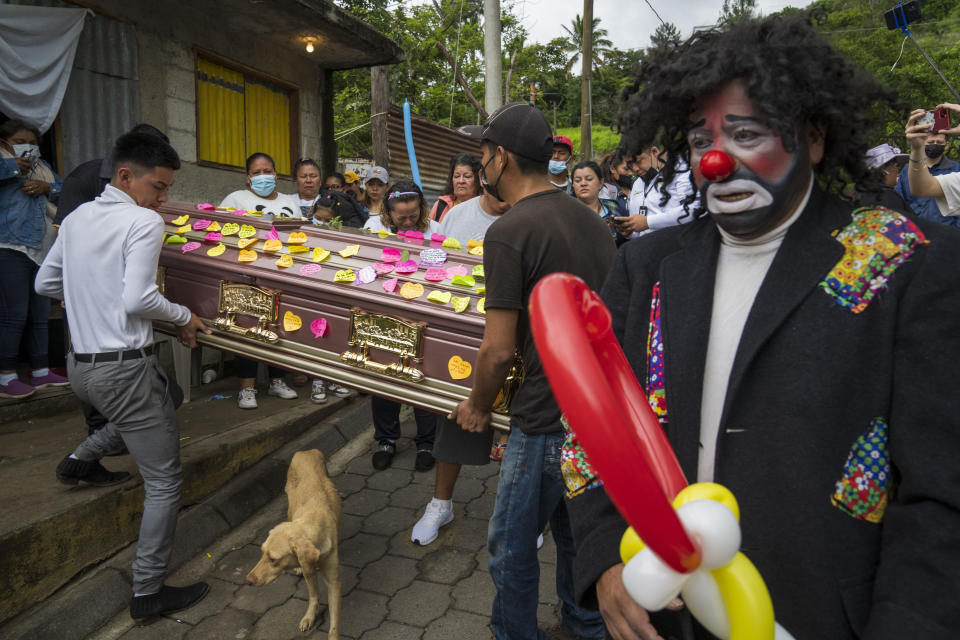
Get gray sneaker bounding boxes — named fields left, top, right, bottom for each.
left=326, top=382, right=352, bottom=398
left=310, top=381, right=327, bottom=404
left=267, top=378, right=298, bottom=400
left=238, top=387, right=258, bottom=409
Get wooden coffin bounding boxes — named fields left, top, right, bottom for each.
left=154, top=202, right=517, bottom=430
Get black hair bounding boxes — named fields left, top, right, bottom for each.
left=598, top=150, right=628, bottom=183
left=324, top=171, right=346, bottom=188
left=128, top=123, right=169, bottom=144
left=381, top=179, right=430, bottom=232
left=111, top=131, right=180, bottom=175
left=617, top=14, right=900, bottom=213
left=572, top=160, right=603, bottom=182
left=483, top=140, right=549, bottom=177
left=294, top=157, right=320, bottom=176
left=442, top=152, right=483, bottom=197
left=312, top=188, right=368, bottom=228
left=0, top=118, right=41, bottom=142
left=245, top=152, right=275, bottom=174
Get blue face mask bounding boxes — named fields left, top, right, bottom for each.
left=250, top=174, right=276, bottom=197
left=548, top=159, right=568, bottom=175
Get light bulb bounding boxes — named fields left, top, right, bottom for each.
left=306, top=41, right=314, bottom=53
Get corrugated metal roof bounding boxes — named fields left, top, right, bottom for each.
left=386, top=105, right=483, bottom=202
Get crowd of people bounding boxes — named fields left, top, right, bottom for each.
left=3, top=11, right=960, bottom=639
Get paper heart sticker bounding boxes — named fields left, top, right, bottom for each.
left=451, top=275, right=476, bottom=287
left=478, top=297, right=486, bottom=314
left=193, top=219, right=212, bottom=230
left=207, top=221, right=221, bottom=232
left=288, top=245, right=309, bottom=253
left=300, top=263, right=321, bottom=276
left=395, top=260, right=418, bottom=274
left=265, top=226, right=279, bottom=241
left=239, top=224, right=257, bottom=238
left=334, top=269, right=356, bottom=283
left=221, top=222, right=240, bottom=236
left=166, top=235, right=186, bottom=245
left=451, top=296, right=470, bottom=313
left=182, top=241, right=201, bottom=254
left=276, top=254, right=294, bottom=268
left=377, top=229, right=391, bottom=239
left=288, top=231, right=308, bottom=244
left=403, top=230, right=424, bottom=240
left=310, top=317, right=328, bottom=338
left=356, top=266, right=376, bottom=284
left=476, top=285, right=486, bottom=295
left=204, top=232, right=222, bottom=243
left=174, top=224, right=191, bottom=235
left=283, top=311, right=302, bottom=332
left=382, top=277, right=399, bottom=293
left=431, top=233, right=446, bottom=243
left=467, top=239, right=482, bottom=250
left=427, top=290, right=451, bottom=304
left=244, top=210, right=263, bottom=217
left=400, top=282, right=424, bottom=299
left=312, top=247, right=331, bottom=263
left=442, top=237, right=462, bottom=250
left=207, top=243, right=226, bottom=257
left=424, top=268, right=447, bottom=282
left=172, top=214, right=190, bottom=226
left=472, top=265, right=485, bottom=279
left=197, top=203, right=215, bottom=211
left=238, top=249, right=258, bottom=263
left=264, top=239, right=283, bottom=253
left=232, top=209, right=248, bottom=215
left=339, top=244, right=360, bottom=258
left=372, top=262, right=394, bottom=275
left=237, top=237, right=258, bottom=249
left=468, top=245, right=484, bottom=256
left=401, top=250, right=410, bottom=261
left=446, top=264, right=468, bottom=278
left=419, top=248, right=447, bottom=266
left=448, top=355, right=472, bottom=380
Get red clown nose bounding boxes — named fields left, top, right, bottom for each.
left=699, top=150, right=736, bottom=182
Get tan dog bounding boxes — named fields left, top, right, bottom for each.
left=246, top=449, right=341, bottom=637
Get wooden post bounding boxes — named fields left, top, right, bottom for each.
left=580, top=0, right=593, bottom=161
left=318, top=68, right=337, bottom=178
left=371, top=65, right=390, bottom=169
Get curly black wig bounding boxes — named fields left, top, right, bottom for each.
left=618, top=14, right=901, bottom=211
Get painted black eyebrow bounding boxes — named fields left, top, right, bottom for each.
left=688, top=115, right=763, bottom=129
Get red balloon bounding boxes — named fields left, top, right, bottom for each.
left=530, top=273, right=700, bottom=574
left=700, top=149, right=736, bottom=182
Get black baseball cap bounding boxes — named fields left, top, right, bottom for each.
left=458, top=102, right=553, bottom=162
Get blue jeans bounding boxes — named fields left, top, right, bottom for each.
left=488, top=429, right=605, bottom=639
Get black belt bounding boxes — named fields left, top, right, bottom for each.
left=73, top=345, right=154, bottom=363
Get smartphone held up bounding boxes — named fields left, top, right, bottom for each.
left=918, top=108, right=952, bottom=132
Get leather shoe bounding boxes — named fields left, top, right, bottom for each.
left=56, top=456, right=131, bottom=487
left=129, top=582, right=210, bottom=624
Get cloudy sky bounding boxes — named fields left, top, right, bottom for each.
left=512, top=0, right=814, bottom=53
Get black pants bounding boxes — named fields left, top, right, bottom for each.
left=371, top=396, right=436, bottom=449
left=234, top=355, right=285, bottom=380
left=0, top=248, right=49, bottom=370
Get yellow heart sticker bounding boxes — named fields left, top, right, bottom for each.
left=377, top=229, right=391, bottom=238
left=312, top=247, right=330, bottom=263
left=400, top=282, right=424, bottom=299
left=451, top=296, right=470, bottom=313
left=264, top=239, right=283, bottom=253
left=221, top=222, right=240, bottom=236
left=288, top=245, right=309, bottom=253
left=283, top=311, right=302, bottom=332
left=174, top=224, right=191, bottom=235
left=207, top=243, right=226, bottom=257
left=467, top=239, right=482, bottom=251
left=442, top=237, right=463, bottom=250
left=238, top=250, right=258, bottom=263
left=478, top=297, right=485, bottom=314
left=238, top=224, right=257, bottom=238
left=339, top=244, right=360, bottom=258
left=334, top=269, right=356, bottom=283
left=288, top=231, right=308, bottom=245
left=427, top=290, right=451, bottom=304
left=476, top=285, right=486, bottom=295
left=448, top=355, right=472, bottom=380
left=172, top=214, right=190, bottom=226
left=237, top=237, right=258, bottom=249
left=276, top=254, right=294, bottom=268
left=468, top=245, right=484, bottom=256
left=207, top=221, right=221, bottom=232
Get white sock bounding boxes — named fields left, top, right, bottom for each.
left=432, top=498, right=453, bottom=511
left=69, top=453, right=79, bottom=460
left=0, top=372, right=17, bottom=385
left=32, top=367, right=49, bottom=378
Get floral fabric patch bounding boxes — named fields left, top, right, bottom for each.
left=820, top=207, right=927, bottom=314
left=561, top=416, right=600, bottom=498
left=830, top=418, right=891, bottom=523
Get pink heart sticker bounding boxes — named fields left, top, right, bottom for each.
left=424, top=268, right=448, bottom=282
left=192, top=219, right=212, bottom=230
left=403, top=230, right=424, bottom=240
left=300, top=263, right=321, bottom=276
left=382, top=248, right=402, bottom=263
left=232, top=209, right=248, bottom=216
left=204, top=232, right=222, bottom=243
left=446, top=264, right=469, bottom=278
left=431, top=233, right=446, bottom=243
left=182, top=241, right=202, bottom=253
left=372, top=262, right=394, bottom=275
left=395, top=260, right=418, bottom=274
left=265, top=226, right=279, bottom=241
left=310, top=317, right=328, bottom=338
left=196, top=203, right=215, bottom=211
left=382, top=277, right=399, bottom=293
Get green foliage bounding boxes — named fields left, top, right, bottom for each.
left=721, top=0, right=757, bottom=23
left=556, top=125, right=622, bottom=160
left=560, top=14, right=614, bottom=75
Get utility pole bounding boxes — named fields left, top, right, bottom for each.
left=371, top=65, right=389, bottom=168
left=484, top=0, right=502, bottom=113
left=580, top=0, right=593, bottom=161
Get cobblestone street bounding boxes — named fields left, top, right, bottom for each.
left=90, top=426, right=565, bottom=639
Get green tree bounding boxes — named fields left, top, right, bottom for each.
left=650, top=21, right=682, bottom=49
left=560, top=14, right=614, bottom=75
left=720, top=0, right=757, bottom=23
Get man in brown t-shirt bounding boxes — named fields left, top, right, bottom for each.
left=452, top=103, right=615, bottom=639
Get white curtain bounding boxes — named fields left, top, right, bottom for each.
left=0, top=5, right=89, bottom=133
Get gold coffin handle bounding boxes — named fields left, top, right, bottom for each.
left=340, top=346, right=424, bottom=382
left=211, top=281, right=281, bottom=345
left=491, top=352, right=524, bottom=415
left=340, top=308, right=426, bottom=383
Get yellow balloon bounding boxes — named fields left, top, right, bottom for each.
left=711, top=552, right=775, bottom=640
left=673, top=483, right=740, bottom=522
left=619, top=526, right=646, bottom=564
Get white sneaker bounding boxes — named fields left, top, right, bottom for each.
left=310, top=381, right=327, bottom=404
left=327, top=382, right=351, bottom=398
left=537, top=533, right=544, bottom=549
left=238, top=387, right=258, bottom=409
left=411, top=498, right=454, bottom=546
left=267, top=378, right=298, bottom=400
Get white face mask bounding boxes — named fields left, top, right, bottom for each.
left=12, top=143, right=40, bottom=165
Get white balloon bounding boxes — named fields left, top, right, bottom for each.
left=676, top=500, right=741, bottom=570
left=621, top=548, right=686, bottom=611
left=681, top=571, right=730, bottom=639
left=775, top=622, right=797, bottom=640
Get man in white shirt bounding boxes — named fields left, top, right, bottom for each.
left=616, top=147, right=695, bottom=238
left=36, top=131, right=211, bottom=623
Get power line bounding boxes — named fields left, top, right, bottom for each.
left=643, top=0, right=666, bottom=27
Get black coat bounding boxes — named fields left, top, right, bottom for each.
left=567, top=187, right=960, bottom=639
left=56, top=157, right=111, bottom=225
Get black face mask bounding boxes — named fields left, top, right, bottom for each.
left=616, top=174, right=636, bottom=189
left=481, top=154, right=506, bottom=201
left=642, top=167, right=659, bottom=184
left=925, top=144, right=946, bottom=159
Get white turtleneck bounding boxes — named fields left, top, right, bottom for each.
left=697, top=178, right=813, bottom=482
